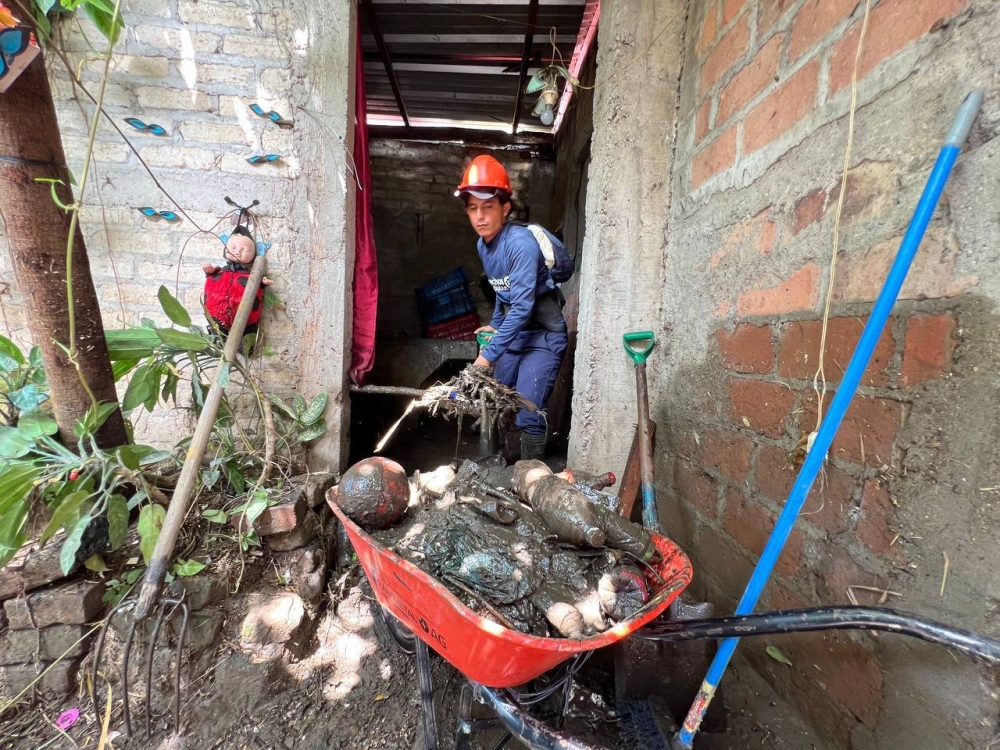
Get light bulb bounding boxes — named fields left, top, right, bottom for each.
left=540, top=104, right=555, bottom=126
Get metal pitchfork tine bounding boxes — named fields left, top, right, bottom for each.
left=91, top=205, right=268, bottom=737
left=91, top=593, right=190, bottom=737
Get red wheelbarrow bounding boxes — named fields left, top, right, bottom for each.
left=329, top=495, right=692, bottom=688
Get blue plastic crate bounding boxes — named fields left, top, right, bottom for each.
left=418, top=285, right=476, bottom=326
left=415, top=267, right=467, bottom=305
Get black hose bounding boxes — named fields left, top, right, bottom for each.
left=476, top=685, right=605, bottom=750
left=638, top=606, right=1000, bottom=666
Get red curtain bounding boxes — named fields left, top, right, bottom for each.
left=350, top=39, right=378, bottom=385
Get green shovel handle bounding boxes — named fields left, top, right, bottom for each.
left=477, top=331, right=495, bottom=348
left=623, top=331, right=656, bottom=365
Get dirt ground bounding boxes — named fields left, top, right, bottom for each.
left=1, top=567, right=839, bottom=750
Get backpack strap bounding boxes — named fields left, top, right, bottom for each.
left=526, top=224, right=556, bottom=270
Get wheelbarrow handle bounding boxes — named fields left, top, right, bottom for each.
left=623, top=331, right=656, bottom=365
left=477, top=330, right=495, bottom=348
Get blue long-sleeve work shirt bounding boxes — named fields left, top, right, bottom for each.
left=478, top=222, right=561, bottom=364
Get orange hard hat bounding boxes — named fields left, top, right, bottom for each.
left=455, top=155, right=512, bottom=198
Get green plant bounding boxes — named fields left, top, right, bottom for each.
left=268, top=391, right=329, bottom=447
left=0, top=337, right=48, bottom=426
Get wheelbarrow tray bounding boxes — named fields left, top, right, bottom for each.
left=329, top=495, right=692, bottom=688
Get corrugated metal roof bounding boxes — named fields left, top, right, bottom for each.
left=361, top=0, right=590, bottom=138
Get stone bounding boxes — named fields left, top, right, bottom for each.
left=0, top=543, right=77, bottom=602
left=4, top=581, right=105, bottom=629
left=0, top=625, right=91, bottom=665
left=263, top=511, right=320, bottom=552
left=164, top=577, right=228, bottom=611
left=0, top=659, right=78, bottom=698
left=289, top=471, right=337, bottom=508
left=240, top=593, right=307, bottom=645
left=174, top=610, right=226, bottom=653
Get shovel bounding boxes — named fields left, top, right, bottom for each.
left=622, top=331, right=659, bottom=532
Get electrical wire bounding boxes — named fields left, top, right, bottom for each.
left=811, top=0, right=874, bottom=438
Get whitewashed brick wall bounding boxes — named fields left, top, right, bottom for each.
left=0, top=0, right=356, bottom=463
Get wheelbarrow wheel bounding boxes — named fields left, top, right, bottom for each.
left=363, top=578, right=418, bottom=656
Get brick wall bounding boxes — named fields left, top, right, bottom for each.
left=659, top=0, right=998, bottom=746
left=368, top=140, right=552, bottom=340
left=0, top=0, right=355, bottom=462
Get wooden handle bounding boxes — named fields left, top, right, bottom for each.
left=135, top=257, right=268, bottom=618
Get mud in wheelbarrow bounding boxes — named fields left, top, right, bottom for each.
left=328, top=497, right=693, bottom=688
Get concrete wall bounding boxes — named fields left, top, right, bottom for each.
left=567, top=0, right=687, bottom=477
left=654, top=0, right=999, bottom=746
left=0, top=0, right=355, bottom=469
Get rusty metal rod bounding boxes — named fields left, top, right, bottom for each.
left=349, top=384, right=425, bottom=397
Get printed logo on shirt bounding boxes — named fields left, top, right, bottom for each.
left=489, top=276, right=511, bottom=292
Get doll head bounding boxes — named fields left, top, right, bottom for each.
left=224, top=225, right=256, bottom=265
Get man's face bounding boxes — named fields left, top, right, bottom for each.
left=465, top=195, right=510, bottom=243
left=225, top=234, right=256, bottom=265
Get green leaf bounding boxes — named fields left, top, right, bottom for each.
left=144, top=366, right=162, bottom=412
left=105, top=328, right=159, bottom=360
left=0, top=335, right=25, bottom=366
left=82, top=0, right=124, bottom=45
left=37, top=0, right=59, bottom=14
left=0, top=336, right=24, bottom=372
left=217, top=361, right=230, bottom=389
left=9, top=385, right=48, bottom=413
left=223, top=463, right=245, bottom=494
left=74, top=401, right=118, bottom=437
left=300, top=393, right=328, bottom=425
left=156, top=328, right=210, bottom=352
left=171, top=559, right=206, bottom=577
left=0, top=353, right=19, bottom=373
left=157, top=285, right=192, bottom=328
left=41, top=490, right=90, bottom=545
left=0, top=463, right=41, bottom=519
left=59, top=515, right=91, bottom=575
left=201, top=469, right=221, bottom=490
left=202, top=508, right=227, bottom=523
left=17, top=411, right=58, bottom=438
left=112, top=358, right=140, bottom=382
left=297, top=419, right=327, bottom=442
left=293, top=394, right=307, bottom=418
left=0, top=502, right=29, bottom=568
left=34, top=178, right=73, bottom=211
left=0, top=427, right=35, bottom=459
left=140, top=318, right=158, bottom=329
left=107, top=494, right=128, bottom=549
left=116, top=445, right=141, bottom=471
left=766, top=645, right=793, bottom=667
left=137, top=504, right=166, bottom=565
left=263, top=291, right=281, bottom=309
left=241, top=333, right=257, bottom=355
left=122, top=364, right=156, bottom=412
left=84, top=554, right=110, bottom=573
left=162, top=370, right=179, bottom=403
left=266, top=394, right=298, bottom=420
left=29, top=346, right=42, bottom=369
left=261, top=343, right=276, bottom=357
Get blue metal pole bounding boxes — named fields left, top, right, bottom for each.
left=674, top=89, right=982, bottom=750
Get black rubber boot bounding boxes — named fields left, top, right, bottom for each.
left=520, top=431, right=547, bottom=461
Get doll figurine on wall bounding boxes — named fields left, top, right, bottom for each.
left=203, top=225, right=272, bottom=342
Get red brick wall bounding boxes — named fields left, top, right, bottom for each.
left=665, top=0, right=981, bottom=744
left=690, top=0, right=970, bottom=190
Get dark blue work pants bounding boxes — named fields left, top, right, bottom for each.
left=492, top=329, right=568, bottom=436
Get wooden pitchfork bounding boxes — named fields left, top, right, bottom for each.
left=91, top=248, right=268, bottom=738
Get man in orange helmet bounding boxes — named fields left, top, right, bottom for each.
left=456, top=154, right=568, bottom=461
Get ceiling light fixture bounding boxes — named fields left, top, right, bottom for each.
left=525, top=64, right=578, bottom=127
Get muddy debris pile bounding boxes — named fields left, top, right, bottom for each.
left=333, top=456, right=662, bottom=639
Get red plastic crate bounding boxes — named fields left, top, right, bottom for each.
left=426, top=311, right=480, bottom=341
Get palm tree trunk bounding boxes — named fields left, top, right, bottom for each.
left=0, top=53, right=127, bottom=448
